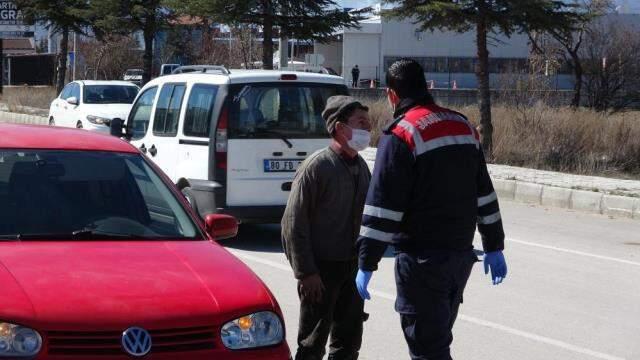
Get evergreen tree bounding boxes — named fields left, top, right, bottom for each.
left=384, top=0, right=581, bottom=156
left=91, top=0, right=170, bottom=85
left=171, top=0, right=366, bottom=69
left=16, top=0, right=92, bottom=92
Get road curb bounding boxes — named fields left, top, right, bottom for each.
left=498, top=179, right=639, bottom=221
left=514, top=182, right=543, bottom=204
left=0, top=110, right=47, bottom=125
left=569, top=189, right=603, bottom=214
left=602, top=194, right=639, bottom=219
left=493, top=179, right=516, bottom=200
left=541, top=186, right=572, bottom=209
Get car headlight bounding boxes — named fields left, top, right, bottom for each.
left=86, top=115, right=111, bottom=125
left=220, top=311, right=284, bottom=350
left=0, top=322, right=42, bottom=357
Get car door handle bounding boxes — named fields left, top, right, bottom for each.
left=139, top=144, right=147, bottom=154
left=149, top=145, right=157, bottom=157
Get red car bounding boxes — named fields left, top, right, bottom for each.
left=0, top=124, right=290, bottom=359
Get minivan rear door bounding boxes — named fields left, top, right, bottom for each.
left=225, top=82, right=348, bottom=207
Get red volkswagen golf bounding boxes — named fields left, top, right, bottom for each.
left=0, top=124, right=290, bottom=359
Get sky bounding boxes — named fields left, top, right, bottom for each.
left=339, top=0, right=640, bottom=13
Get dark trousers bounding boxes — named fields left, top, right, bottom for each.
left=395, top=250, right=478, bottom=360
left=352, top=76, right=359, bottom=87
left=296, top=260, right=365, bottom=360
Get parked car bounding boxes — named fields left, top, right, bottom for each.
left=0, top=123, right=290, bottom=359
left=123, top=68, right=144, bottom=86
left=48, top=80, right=140, bottom=133
left=111, top=68, right=348, bottom=223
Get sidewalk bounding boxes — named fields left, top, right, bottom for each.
left=360, top=148, right=640, bottom=220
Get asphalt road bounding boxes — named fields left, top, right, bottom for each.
left=224, top=201, right=640, bottom=360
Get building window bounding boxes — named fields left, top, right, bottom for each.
left=384, top=56, right=530, bottom=74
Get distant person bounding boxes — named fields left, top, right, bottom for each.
left=351, top=65, right=360, bottom=88
left=355, top=58, right=508, bottom=360
left=282, top=95, right=372, bottom=360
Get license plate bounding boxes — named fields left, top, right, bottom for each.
left=263, top=159, right=303, bottom=172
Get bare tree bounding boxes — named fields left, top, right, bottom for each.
left=231, top=25, right=261, bottom=69
left=77, top=36, right=142, bottom=81
left=581, top=16, right=640, bottom=112
left=529, top=0, right=612, bottom=107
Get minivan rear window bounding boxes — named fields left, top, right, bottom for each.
left=227, top=83, right=348, bottom=139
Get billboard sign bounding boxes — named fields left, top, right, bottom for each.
left=0, top=1, right=23, bottom=26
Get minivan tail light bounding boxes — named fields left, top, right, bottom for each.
left=215, top=107, right=228, bottom=169
left=280, top=74, right=297, bottom=81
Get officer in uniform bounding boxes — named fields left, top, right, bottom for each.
left=355, top=59, right=508, bottom=360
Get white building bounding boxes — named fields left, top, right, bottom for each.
left=315, top=5, right=569, bottom=89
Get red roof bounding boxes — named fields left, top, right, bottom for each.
left=0, top=124, right=138, bottom=153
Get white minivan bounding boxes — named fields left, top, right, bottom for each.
left=112, top=67, right=348, bottom=223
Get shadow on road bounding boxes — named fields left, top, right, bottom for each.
left=222, top=224, right=284, bottom=253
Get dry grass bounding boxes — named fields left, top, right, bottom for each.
left=0, top=86, right=58, bottom=112
left=362, top=98, right=640, bottom=179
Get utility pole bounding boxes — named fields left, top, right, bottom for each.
left=278, top=36, right=288, bottom=69
left=0, top=38, right=4, bottom=96
left=72, top=32, right=77, bottom=81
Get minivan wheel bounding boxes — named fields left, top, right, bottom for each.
left=49, top=118, right=55, bottom=126
left=181, top=187, right=200, bottom=218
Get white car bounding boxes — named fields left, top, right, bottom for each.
left=109, top=67, right=348, bottom=223
left=48, top=81, right=140, bottom=133
left=123, top=69, right=143, bottom=86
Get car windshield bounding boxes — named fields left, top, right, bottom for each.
left=0, top=150, right=202, bottom=240
left=228, top=83, right=348, bottom=139
left=84, top=85, right=139, bottom=104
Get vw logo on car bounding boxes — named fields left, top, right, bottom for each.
left=121, top=327, right=152, bottom=357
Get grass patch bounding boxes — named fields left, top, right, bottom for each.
left=361, top=98, right=640, bottom=180
left=0, top=86, right=58, bottom=112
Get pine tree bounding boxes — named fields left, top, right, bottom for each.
left=16, top=0, right=92, bottom=93
left=384, top=0, right=581, bottom=157
left=170, top=0, right=366, bottom=70
left=91, top=0, right=169, bottom=85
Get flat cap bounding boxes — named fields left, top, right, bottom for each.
left=322, top=95, right=369, bottom=134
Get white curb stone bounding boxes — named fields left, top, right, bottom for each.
left=493, top=179, right=516, bottom=200
left=570, top=190, right=604, bottom=214
left=602, top=195, right=638, bottom=219
left=0, top=110, right=47, bottom=125
left=541, top=186, right=573, bottom=209
left=514, top=183, right=543, bottom=204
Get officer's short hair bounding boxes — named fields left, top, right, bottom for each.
left=386, top=58, right=434, bottom=102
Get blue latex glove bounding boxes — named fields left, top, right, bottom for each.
left=355, top=269, right=372, bottom=300
left=484, top=251, right=507, bottom=285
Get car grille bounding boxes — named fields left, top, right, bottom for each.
left=47, top=326, right=216, bottom=356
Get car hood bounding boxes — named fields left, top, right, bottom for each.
left=0, top=241, right=276, bottom=330
left=82, top=103, right=132, bottom=120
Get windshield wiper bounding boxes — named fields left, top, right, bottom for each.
left=251, top=129, right=293, bottom=148
left=0, top=230, right=140, bottom=241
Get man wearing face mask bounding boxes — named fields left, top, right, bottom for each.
left=282, top=95, right=372, bottom=360
left=355, top=59, right=508, bottom=360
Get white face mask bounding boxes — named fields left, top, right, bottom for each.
left=347, top=128, right=371, bottom=152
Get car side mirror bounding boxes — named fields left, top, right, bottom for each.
left=109, top=118, right=125, bottom=137
left=67, top=97, right=79, bottom=106
left=204, top=214, right=239, bottom=241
